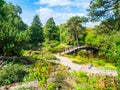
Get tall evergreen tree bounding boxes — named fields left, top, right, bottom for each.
left=29, top=15, right=44, bottom=46
left=44, top=17, right=57, bottom=41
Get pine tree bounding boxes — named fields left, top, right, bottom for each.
left=44, top=17, right=57, bottom=41
left=29, top=15, right=44, bottom=46
left=66, top=16, right=87, bottom=45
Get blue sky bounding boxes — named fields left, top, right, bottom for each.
left=5, top=0, right=99, bottom=27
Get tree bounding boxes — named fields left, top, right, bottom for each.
left=66, top=16, right=87, bottom=46
left=44, top=17, right=58, bottom=41
left=59, top=24, right=69, bottom=44
left=29, top=15, right=44, bottom=46
left=88, top=0, right=120, bottom=82
left=88, top=0, right=120, bottom=21
left=0, top=2, right=29, bottom=56
left=0, top=0, right=5, bottom=8
left=0, top=0, right=5, bottom=20
left=88, top=0, right=120, bottom=31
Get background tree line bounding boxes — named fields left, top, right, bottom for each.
left=0, top=0, right=88, bottom=56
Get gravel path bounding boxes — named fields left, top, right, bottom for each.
left=54, top=54, right=118, bottom=76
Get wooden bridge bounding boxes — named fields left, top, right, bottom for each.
left=61, top=45, right=98, bottom=54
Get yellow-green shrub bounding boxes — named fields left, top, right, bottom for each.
left=51, top=44, right=71, bottom=53
left=92, top=60, right=105, bottom=66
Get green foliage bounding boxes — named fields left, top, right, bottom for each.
left=95, top=19, right=120, bottom=34
left=71, top=71, right=87, bottom=77
left=51, top=44, right=71, bottom=53
left=59, top=24, right=69, bottom=44
left=43, top=41, right=72, bottom=53
left=0, top=2, right=29, bottom=55
left=39, top=51, right=56, bottom=60
left=70, top=71, right=118, bottom=90
left=85, top=30, right=104, bottom=47
left=104, top=34, right=120, bottom=62
left=48, top=83, right=57, bottom=90
left=85, top=29, right=120, bottom=63
left=71, top=55, right=89, bottom=64
left=44, top=17, right=59, bottom=41
left=85, top=30, right=97, bottom=45
left=66, top=16, right=87, bottom=45
left=76, top=87, right=93, bottom=90
left=92, top=60, right=105, bottom=67
left=29, top=15, right=44, bottom=46
left=72, top=60, right=87, bottom=64
left=25, top=60, right=49, bottom=87
left=99, top=63, right=117, bottom=70
left=48, top=65, right=72, bottom=89
left=0, top=64, right=27, bottom=86
left=21, top=49, right=57, bottom=62
left=0, top=0, right=5, bottom=8
left=88, top=0, right=120, bottom=34
left=54, top=69, right=67, bottom=84
left=45, top=40, right=60, bottom=48
left=105, top=35, right=120, bottom=62
left=88, top=0, right=120, bottom=21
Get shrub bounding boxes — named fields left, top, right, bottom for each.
left=104, top=63, right=117, bottom=70
left=21, top=50, right=57, bottom=61
left=45, top=40, right=60, bottom=48
left=99, top=63, right=117, bottom=70
left=92, top=60, right=105, bottom=66
left=70, top=71, right=118, bottom=89
left=70, top=71, right=87, bottom=78
left=72, top=60, right=86, bottom=64
left=24, top=60, right=50, bottom=87
left=51, top=44, right=71, bottom=53
left=48, top=83, right=57, bottom=90
left=42, top=52, right=57, bottom=60
left=76, top=86, right=93, bottom=90
left=0, top=64, right=27, bottom=86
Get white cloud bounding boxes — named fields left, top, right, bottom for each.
left=35, top=0, right=90, bottom=8
left=21, top=11, right=36, bottom=26
left=73, top=1, right=89, bottom=8
left=36, top=7, right=86, bottom=25
left=83, top=22, right=100, bottom=27
left=35, top=0, right=72, bottom=6
left=35, top=0, right=99, bottom=27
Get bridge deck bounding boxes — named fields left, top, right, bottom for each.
left=61, top=46, right=98, bottom=54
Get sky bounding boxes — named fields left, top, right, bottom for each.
left=5, top=0, right=99, bottom=27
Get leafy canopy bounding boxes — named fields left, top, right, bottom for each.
left=88, top=0, right=120, bottom=21
left=0, top=2, right=29, bottom=55
left=66, top=16, right=88, bottom=45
